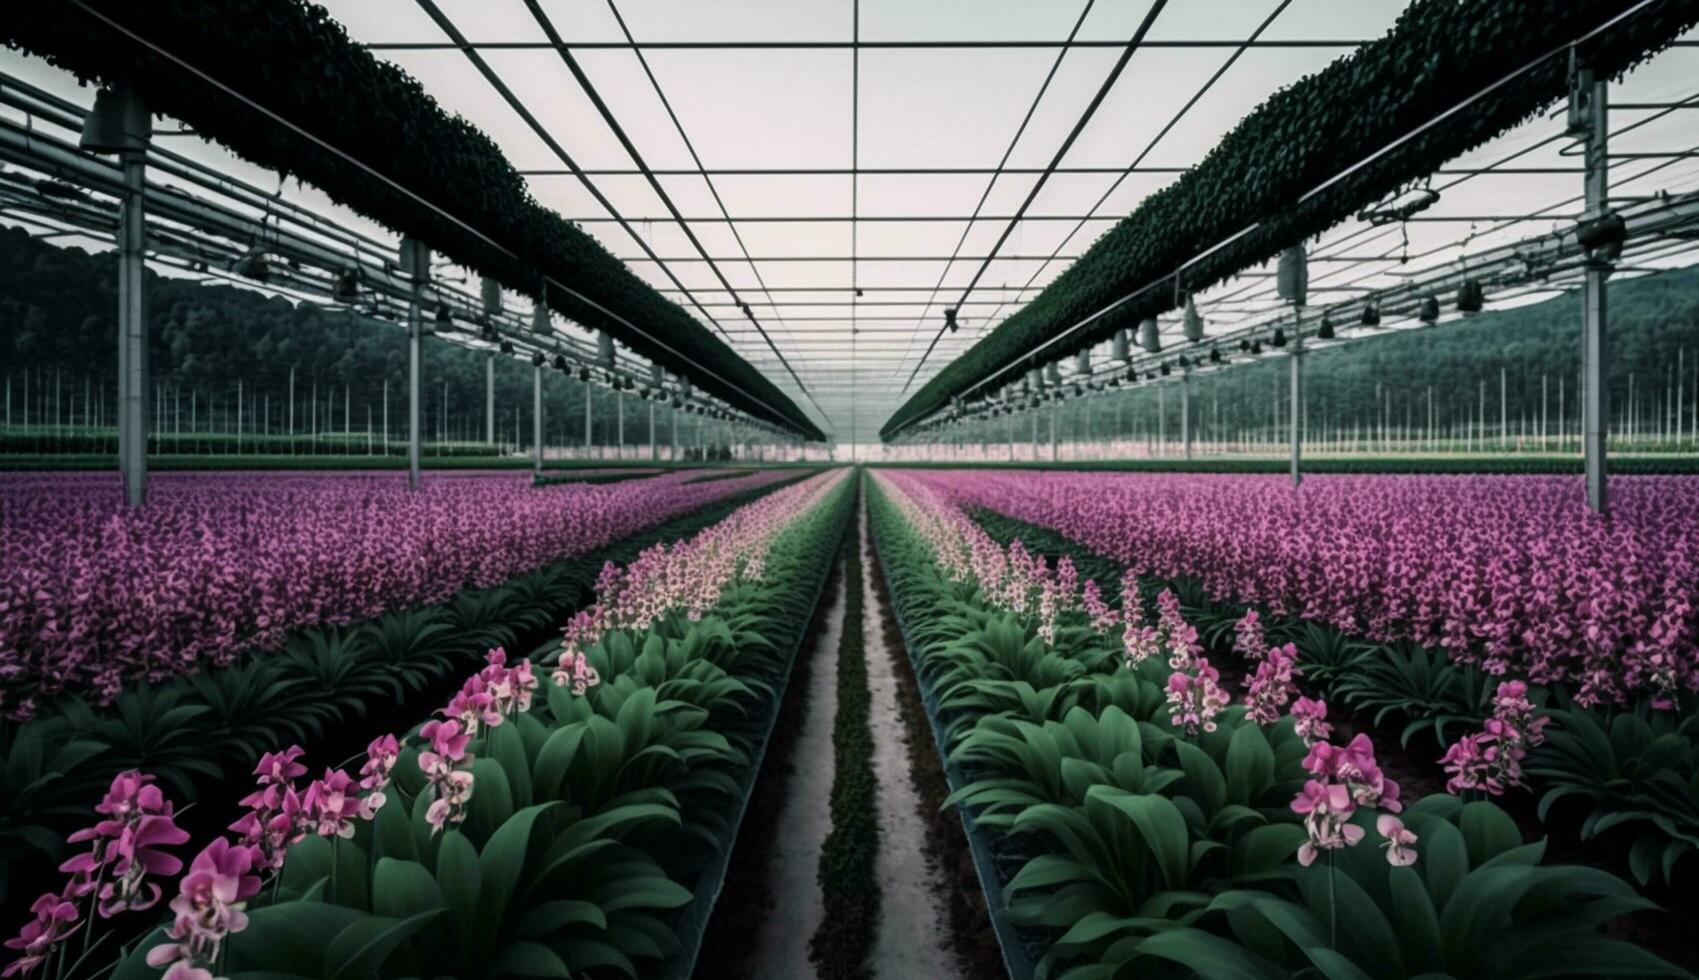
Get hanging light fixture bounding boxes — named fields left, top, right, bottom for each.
left=596, top=330, right=616, bottom=370
left=1183, top=294, right=1205, bottom=343
left=1112, top=328, right=1131, bottom=363
left=1418, top=294, right=1440, bottom=322
left=79, top=85, right=151, bottom=153
left=1457, top=279, right=1485, bottom=314
left=552, top=353, right=569, bottom=371
left=1075, top=348, right=1091, bottom=375
left=1159, top=362, right=1171, bottom=377
left=232, top=248, right=272, bottom=283
left=1238, top=338, right=1251, bottom=352
left=1360, top=303, right=1381, bottom=327
left=1138, top=317, right=1162, bottom=354
left=944, top=308, right=959, bottom=333
left=332, top=268, right=361, bottom=303
left=1250, top=339, right=1263, bottom=355
left=434, top=303, right=454, bottom=332
left=531, top=351, right=546, bottom=367
left=531, top=296, right=550, bottom=335
left=482, top=277, right=504, bottom=317
left=1271, top=326, right=1288, bottom=348
left=1316, top=311, right=1335, bottom=340
left=1209, top=347, right=1222, bottom=364
left=500, top=339, right=515, bottom=355
left=1277, top=244, right=1308, bottom=306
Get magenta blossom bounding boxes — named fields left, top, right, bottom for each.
left=147, top=838, right=261, bottom=980
left=1377, top=814, right=1419, bottom=866
left=2, top=892, right=80, bottom=977
left=1290, top=696, right=1333, bottom=745
left=302, top=769, right=361, bottom=839
left=1244, top=642, right=1300, bottom=725
left=58, top=771, right=189, bottom=917
left=1290, top=779, right=1364, bottom=866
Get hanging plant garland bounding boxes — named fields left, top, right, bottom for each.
left=883, top=0, right=1699, bottom=438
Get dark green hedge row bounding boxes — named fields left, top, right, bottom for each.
left=873, top=454, right=1699, bottom=475
left=3, top=0, right=821, bottom=439
left=0, top=471, right=807, bottom=916
left=884, top=0, right=1699, bottom=438
left=967, top=506, right=1699, bottom=897
left=810, top=478, right=880, bottom=979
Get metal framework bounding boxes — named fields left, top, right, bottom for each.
left=0, top=74, right=792, bottom=498
left=4, top=0, right=1699, bottom=471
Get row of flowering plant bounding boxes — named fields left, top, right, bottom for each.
left=0, top=468, right=793, bottom=719
left=869, top=471, right=1686, bottom=980
left=901, top=469, right=1699, bottom=708
left=5, top=469, right=852, bottom=979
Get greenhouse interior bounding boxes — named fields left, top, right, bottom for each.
left=5, top=1, right=1699, bottom=978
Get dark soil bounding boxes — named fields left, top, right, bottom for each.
left=695, top=541, right=846, bottom=980
left=866, top=540, right=1006, bottom=979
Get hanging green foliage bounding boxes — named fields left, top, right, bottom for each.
left=883, top=0, right=1699, bottom=439
left=1, top=0, right=823, bottom=439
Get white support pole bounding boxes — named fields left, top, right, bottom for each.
left=650, top=401, right=658, bottom=461
left=617, top=390, right=625, bottom=458
left=117, top=134, right=149, bottom=505
left=485, top=353, right=495, bottom=446
left=1579, top=70, right=1610, bottom=513
left=532, top=364, right=543, bottom=475
left=404, top=239, right=428, bottom=491
left=1157, top=384, right=1166, bottom=458
left=584, top=382, right=593, bottom=459
left=1182, top=373, right=1193, bottom=461
left=1050, top=399, right=1058, bottom=462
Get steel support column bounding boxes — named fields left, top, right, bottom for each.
left=1039, top=395, right=1053, bottom=461
left=404, top=239, right=428, bottom=491
left=532, top=364, right=543, bottom=475
left=1182, top=374, right=1193, bottom=460
left=1580, top=72, right=1611, bottom=514
left=1158, top=385, right=1166, bottom=458
left=649, top=401, right=658, bottom=461
left=484, top=353, right=495, bottom=446
left=1290, top=337, right=1304, bottom=486
left=118, top=146, right=148, bottom=506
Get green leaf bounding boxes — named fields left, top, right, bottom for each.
left=1088, top=787, right=1189, bottom=890
left=492, top=941, right=572, bottom=977
left=325, top=910, right=439, bottom=980
left=1459, top=801, right=1523, bottom=865
left=1224, top=723, right=1275, bottom=804
left=477, top=803, right=562, bottom=953
left=516, top=899, right=607, bottom=938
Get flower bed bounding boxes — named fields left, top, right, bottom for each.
left=892, top=469, right=1699, bottom=707
left=0, top=469, right=793, bottom=718
left=863, top=471, right=1684, bottom=979
left=7, top=469, right=853, bottom=979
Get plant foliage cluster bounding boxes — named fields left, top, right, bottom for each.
left=0, top=473, right=804, bottom=913
left=866, top=477, right=1686, bottom=979
left=0, top=6, right=819, bottom=437
left=972, top=507, right=1699, bottom=894
left=59, top=472, right=852, bottom=978
left=885, top=0, right=1699, bottom=438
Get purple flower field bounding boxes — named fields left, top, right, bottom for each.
left=0, top=469, right=790, bottom=718
left=895, top=470, right=1699, bottom=705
